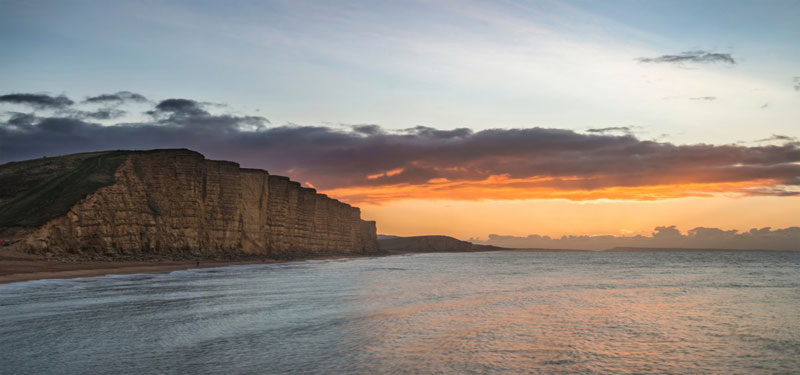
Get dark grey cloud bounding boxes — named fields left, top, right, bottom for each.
left=80, top=108, right=127, bottom=120
left=478, top=226, right=800, bottom=251
left=352, top=124, right=384, bottom=136
left=689, top=96, right=717, bottom=101
left=150, top=98, right=209, bottom=117
left=84, top=91, right=148, bottom=104
left=0, top=93, right=74, bottom=109
left=794, top=77, right=800, bottom=91
left=0, top=92, right=144, bottom=122
left=4, top=112, right=36, bottom=128
left=637, top=51, right=736, bottom=65
left=400, top=126, right=473, bottom=139
left=744, top=186, right=800, bottom=197
left=586, top=126, right=631, bottom=135
left=755, top=134, right=798, bottom=143
left=1, top=92, right=798, bottom=199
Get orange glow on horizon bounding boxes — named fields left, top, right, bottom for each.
left=353, top=197, right=800, bottom=240
left=321, top=174, right=783, bottom=204
left=312, top=175, right=798, bottom=240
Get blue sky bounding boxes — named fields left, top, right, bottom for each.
left=1, top=0, right=798, bottom=144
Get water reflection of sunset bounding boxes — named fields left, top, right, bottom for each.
left=347, top=252, right=796, bottom=374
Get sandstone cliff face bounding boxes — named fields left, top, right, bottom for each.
left=2, top=150, right=379, bottom=259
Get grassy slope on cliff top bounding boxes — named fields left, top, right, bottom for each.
left=0, top=151, right=127, bottom=228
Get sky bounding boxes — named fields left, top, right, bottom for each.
left=1, top=0, right=799, bottom=245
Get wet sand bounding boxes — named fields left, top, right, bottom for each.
left=0, top=249, right=361, bottom=285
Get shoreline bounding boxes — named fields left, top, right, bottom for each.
left=6, top=247, right=789, bottom=285
left=0, top=250, right=371, bottom=285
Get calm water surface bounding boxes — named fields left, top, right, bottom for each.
left=1, top=251, right=799, bottom=374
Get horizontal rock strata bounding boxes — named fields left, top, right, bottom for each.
left=0, top=149, right=378, bottom=259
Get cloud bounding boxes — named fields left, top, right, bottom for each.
left=689, top=96, right=716, bottom=101
left=84, top=91, right=148, bottom=104
left=400, top=126, right=473, bottom=139
left=637, top=50, right=736, bottom=65
left=586, top=126, right=631, bottom=135
left=150, top=98, right=209, bottom=117
left=743, top=186, right=800, bottom=197
left=2, top=92, right=799, bottom=203
left=477, top=226, right=800, bottom=251
left=0, top=93, right=74, bottom=109
left=0, top=92, right=127, bottom=120
left=755, top=134, right=798, bottom=143
left=4, top=112, right=36, bottom=128
left=794, top=77, right=800, bottom=91
left=79, top=108, right=127, bottom=120
left=351, top=124, right=384, bottom=136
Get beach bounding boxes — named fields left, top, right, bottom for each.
left=0, top=249, right=363, bottom=285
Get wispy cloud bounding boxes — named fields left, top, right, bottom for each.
left=689, top=96, right=717, bottom=101
left=586, top=126, right=632, bottom=135
left=755, top=134, right=798, bottom=143
left=84, top=91, right=148, bottom=104
left=78, top=108, right=127, bottom=120
left=637, top=50, right=736, bottom=65
left=148, top=98, right=210, bottom=117
left=0, top=93, right=74, bottom=109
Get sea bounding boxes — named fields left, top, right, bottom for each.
left=1, top=251, right=799, bottom=375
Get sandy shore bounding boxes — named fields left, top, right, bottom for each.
left=0, top=249, right=363, bottom=285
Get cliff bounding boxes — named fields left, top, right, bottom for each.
left=0, top=149, right=379, bottom=260
left=378, top=235, right=504, bottom=253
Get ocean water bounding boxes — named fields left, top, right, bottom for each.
left=1, top=251, right=799, bottom=375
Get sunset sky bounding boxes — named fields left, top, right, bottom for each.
left=1, top=0, right=799, bottom=240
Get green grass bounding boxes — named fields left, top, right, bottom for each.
left=0, top=151, right=128, bottom=228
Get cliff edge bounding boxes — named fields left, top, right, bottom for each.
left=0, top=149, right=379, bottom=260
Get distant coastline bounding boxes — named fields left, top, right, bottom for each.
left=605, top=246, right=797, bottom=252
